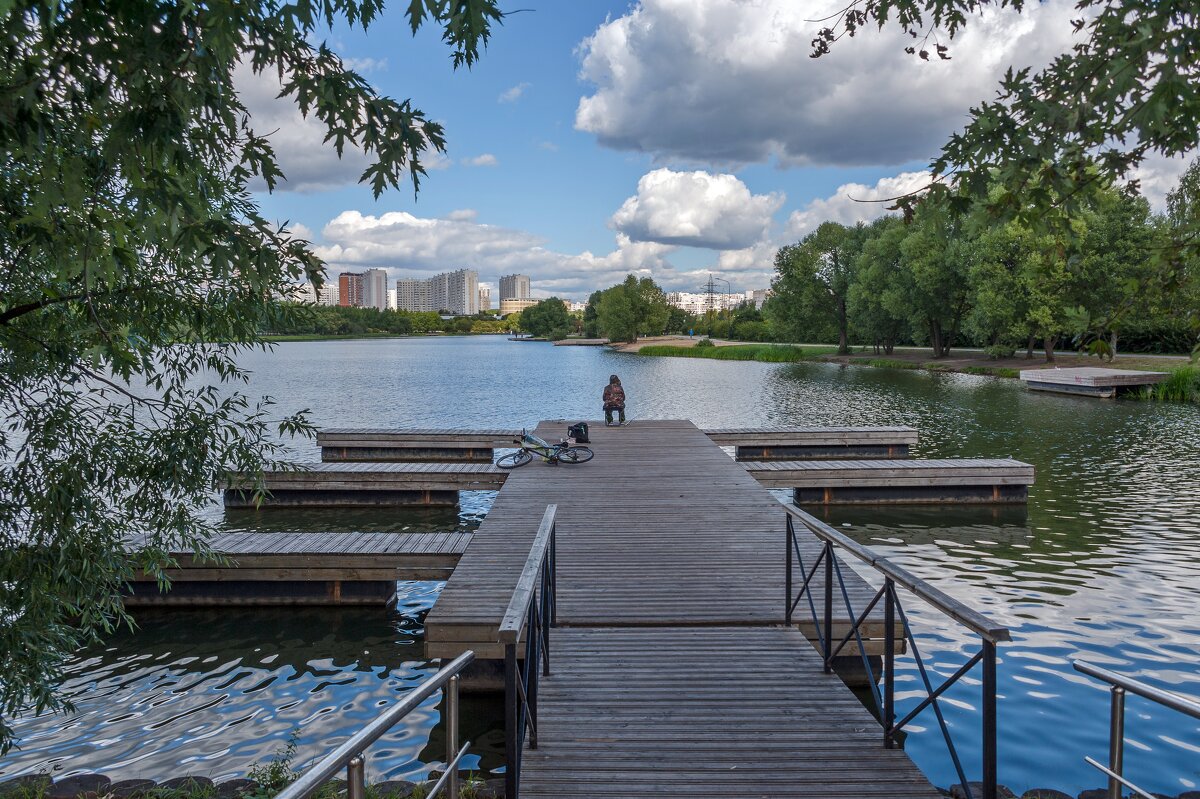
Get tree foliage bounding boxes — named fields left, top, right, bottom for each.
left=768, top=222, right=864, bottom=353
left=592, top=275, right=671, bottom=343
left=0, top=0, right=501, bottom=750
left=519, top=298, right=570, bottom=339
left=813, top=0, right=1200, bottom=303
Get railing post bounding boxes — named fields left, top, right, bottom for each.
left=785, top=516, right=794, bottom=625
left=982, top=639, right=998, bottom=799
left=1107, top=686, right=1125, bottom=799
left=505, top=642, right=518, bottom=799
left=823, top=541, right=833, bottom=673
left=883, top=578, right=896, bottom=749
left=447, top=674, right=460, bottom=799
left=346, top=755, right=365, bottom=799
left=550, top=520, right=557, bottom=627
left=528, top=602, right=539, bottom=750
left=541, top=566, right=551, bottom=678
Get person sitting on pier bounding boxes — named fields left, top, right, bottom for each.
left=603, top=374, right=626, bottom=426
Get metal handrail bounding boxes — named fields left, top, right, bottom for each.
left=783, top=504, right=1010, bottom=642
left=501, top=505, right=558, bottom=799
left=784, top=503, right=1009, bottom=799
left=1074, top=660, right=1200, bottom=799
left=499, top=505, right=558, bottom=643
left=275, top=651, right=475, bottom=799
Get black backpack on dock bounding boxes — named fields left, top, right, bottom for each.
left=568, top=422, right=589, bottom=443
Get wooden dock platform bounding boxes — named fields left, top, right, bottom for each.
left=224, top=462, right=506, bottom=507
left=423, top=420, right=939, bottom=797
left=125, top=531, right=472, bottom=606
left=745, top=458, right=1035, bottom=504
left=706, top=425, right=917, bottom=459
left=318, top=428, right=521, bottom=463
left=424, top=420, right=893, bottom=660
left=1019, top=366, right=1168, bottom=398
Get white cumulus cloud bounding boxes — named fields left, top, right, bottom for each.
left=575, top=0, right=1078, bottom=168
left=464, top=153, right=499, bottom=167
left=610, top=168, right=784, bottom=250
left=785, top=171, right=933, bottom=240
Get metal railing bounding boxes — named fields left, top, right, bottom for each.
left=498, top=504, right=558, bottom=799
left=274, top=651, right=474, bottom=799
left=1073, top=660, right=1200, bottom=799
left=784, top=504, right=1010, bottom=799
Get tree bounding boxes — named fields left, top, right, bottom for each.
left=896, top=209, right=973, bottom=357
left=519, top=298, right=570, bottom=338
left=848, top=217, right=910, bottom=354
left=769, top=222, right=863, bottom=352
left=813, top=2, right=1200, bottom=280
left=583, top=291, right=602, bottom=338
left=0, top=0, right=501, bottom=751
left=595, top=275, right=671, bottom=343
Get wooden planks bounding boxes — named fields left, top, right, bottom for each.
left=424, top=420, right=891, bottom=659
left=317, top=428, right=522, bottom=463
left=1019, top=367, right=1167, bottom=398
left=124, top=532, right=472, bottom=606
left=706, top=426, right=918, bottom=461
left=224, top=462, right=507, bottom=507
left=520, top=627, right=939, bottom=799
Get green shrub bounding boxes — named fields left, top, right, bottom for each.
left=245, top=732, right=299, bottom=799
left=695, top=338, right=715, bottom=348
left=1139, top=366, right=1200, bottom=402
left=984, top=344, right=1016, bottom=360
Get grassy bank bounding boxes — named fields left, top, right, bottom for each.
left=638, top=344, right=838, bottom=362
left=847, top=356, right=1021, bottom=379
left=1138, top=366, right=1200, bottom=402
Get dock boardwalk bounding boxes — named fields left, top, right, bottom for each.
left=317, top=428, right=521, bottom=463
left=125, top=531, right=472, bottom=606
left=706, top=425, right=918, bottom=460
left=425, top=419, right=939, bottom=797
left=424, top=420, right=891, bottom=659
left=522, top=628, right=938, bottom=798
left=224, top=462, right=506, bottom=507
left=746, top=458, right=1035, bottom=504
left=1019, top=366, right=1168, bottom=398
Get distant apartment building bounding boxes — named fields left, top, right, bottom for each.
left=499, top=273, right=530, bottom=300
left=745, top=289, right=770, bottom=309
left=387, top=288, right=397, bottom=310
left=499, top=298, right=538, bottom=316
left=395, top=278, right=433, bottom=312
left=667, top=291, right=742, bottom=315
left=318, top=283, right=340, bottom=306
left=394, top=269, right=479, bottom=315
left=279, top=283, right=316, bottom=303
left=363, top=268, right=388, bottom=311
left=338, top=272, right=364, bottom=307
left=479, top=286, right=491, bottom=312
left=568, top=300, right=587, bottom=313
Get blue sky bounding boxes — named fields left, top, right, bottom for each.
left=248, top=0, right=1188, bottom=300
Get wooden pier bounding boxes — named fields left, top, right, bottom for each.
left=224, top=462, right=506, bottom=507
left=706, top=425, right=917, bottom=459
left=1019, top=366, right=1168, bottom=398
left=317, top=428, right=520, bottom=463
left=747, top=457, right=1035, bottom=504
left=426, top=420, right=941, bottom=797
left=125, top=531, right=471, bottom=606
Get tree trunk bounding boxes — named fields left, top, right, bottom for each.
left=837, top=299, right=849, bottom=355
left=1044, top=334, right=1057, bottom=363
left=1109, top=330, right=1119, bottom=361
left=929, top=320, right=945, bottom=358
left=1025, top=333, right=1036, bottom=359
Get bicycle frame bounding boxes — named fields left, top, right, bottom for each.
left=516, top=431, right=569, bottom=463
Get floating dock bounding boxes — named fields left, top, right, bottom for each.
left=223, top=462, right=506, bottom=507
left=425, top=420, right=940, bottom=797
left=747, top=457, right=1034, bottom=504
left=1019, top=366, right=1168, bottom=398
left=125, top=531, right=471, bottom=606
left=318, top=428, right=520, bottom=463
left=706, top=425, right=916, bottom=459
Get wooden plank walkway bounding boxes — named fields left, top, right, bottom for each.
left=124, top=532, right=473, bottom=606
left=706, top=426, right=917, bottom=460
left=521, top=628, right=938, bottom=798
left=424, top=419, right=890, bottom=659
left=224, top=462, right=506, bottom=507
left=423, top=420, right=937, bottom=796
left=318, top=429, right=521, bottom=463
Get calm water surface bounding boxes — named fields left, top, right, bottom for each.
left=4, top=336, right=1199, bottom=794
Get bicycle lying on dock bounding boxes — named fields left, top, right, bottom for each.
left=497, top=429, right=594, bottom=468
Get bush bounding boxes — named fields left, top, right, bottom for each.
left=547, top=327, right=570, bottom=342
left=1139, top=366, right=1200, bottom=402
left=984, top=344, right=1016, bottom=360
left=695, top=338, right=715, bottom=348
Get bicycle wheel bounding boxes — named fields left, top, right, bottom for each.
left=496, top=450, right=534, bottom=469
left=558, top=446, right=594, bottom=464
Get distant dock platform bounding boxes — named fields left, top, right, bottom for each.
left=1020, top=366, right=1167, bottom=398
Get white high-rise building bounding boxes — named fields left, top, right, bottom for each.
left=387, top=288, right=397, bottom=310
left=396, top=278, right=434, bottom=312
left=318, top=283, right=340, bottom=306
left=479, top=286, right=491, bottom=312
left=394, top=269, right=479, bottom=315
left=499, top=274, right=530, bottom=300
left=667, top=291, right=742, bottom=315
left=363, top=268, right=388, bottom=311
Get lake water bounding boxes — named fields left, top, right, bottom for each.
left=3, top=336, right=1199, bottom=795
